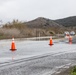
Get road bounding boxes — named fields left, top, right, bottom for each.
left=0, top=37, right=76, bottom=75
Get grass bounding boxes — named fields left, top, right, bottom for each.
left=71, top=66, right=76, bottom=75
left=71, top=72, right=76, bottom=75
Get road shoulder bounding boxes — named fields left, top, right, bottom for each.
left=52, top=66, right=74, bottom=75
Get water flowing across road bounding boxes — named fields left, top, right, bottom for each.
left=0, top=38, right=76, bottom=75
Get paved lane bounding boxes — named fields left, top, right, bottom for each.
left=0, top=39, right=75, bottom=63
left=0, top=38, right=76, bottom=75
left=0, top=51, right=76, bottom=75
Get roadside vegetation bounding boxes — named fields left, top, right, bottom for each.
left=71, top=66, right=76, bottom=75
left=0, top=19, right=64, bottom=39
left=0, top=17, right=75, bottom=39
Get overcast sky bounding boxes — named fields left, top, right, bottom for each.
left=0, top=0, right=76, bottom=23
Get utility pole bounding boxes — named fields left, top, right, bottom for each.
left=36, top=28, right=37, bottom=40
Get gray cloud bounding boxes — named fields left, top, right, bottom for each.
left=0, top=0, right=12, bottom=5
left=0, top=0, right=76, bottom=23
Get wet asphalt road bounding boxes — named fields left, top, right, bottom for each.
left=0, top=52, right=76, bottom=75
left=0, top=37, right=76, bottom=75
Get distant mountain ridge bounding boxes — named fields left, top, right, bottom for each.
left=25, top=17, right=63, bottom=28
left=54, top=16, right=76, bottom=27
left=24, top=16, right=76, bottom=28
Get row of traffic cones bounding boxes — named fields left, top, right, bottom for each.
left=10, top=37, right=54, bottom=51
left=49, top=35, right=73, bottom=45
left=10, top=35, right=72, bottom=52
left=10, top=36, right=54, bottom=51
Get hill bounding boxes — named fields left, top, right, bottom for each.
left=24, top=17, right=63, bottom=28
left=54, top=16, right=76, bottom=27
left=2, top=16, right=76, bottom=39
left=1, top=17, right=65, bottom=39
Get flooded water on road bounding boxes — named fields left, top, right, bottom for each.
left=0, top=38, right=76, bottom=63
left=0, top=38, right=76, bottom=75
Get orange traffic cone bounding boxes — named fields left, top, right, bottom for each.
left=49, top=36, right=53, bottom=45
left=10, top=37, right=17, bottom=51
left=69, top=36, right=72, bottom=44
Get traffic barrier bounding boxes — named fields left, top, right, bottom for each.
left=49, top=36, right=53, bottom=45
left=10, top=37, right=17, bottom=51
